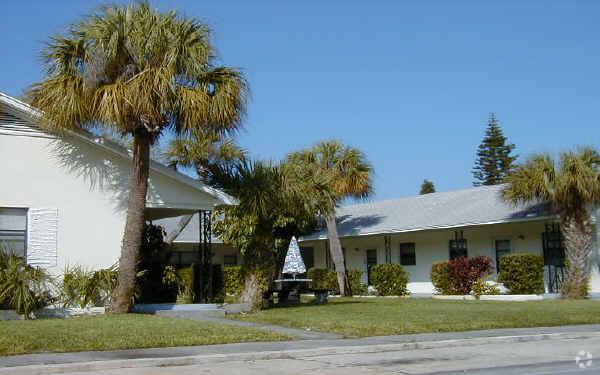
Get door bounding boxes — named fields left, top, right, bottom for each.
left=366, top=249, right=377, bottom=285
left=494, top=239, right=511, bottom=273
left=299, top=247, right=314, bottom=272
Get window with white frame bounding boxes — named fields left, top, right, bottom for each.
left=0, top=208, right=27, bottom=258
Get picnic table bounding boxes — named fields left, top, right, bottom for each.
left=273, top=278, right=329, bottom=304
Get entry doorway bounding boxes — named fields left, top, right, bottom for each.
left=366, top=249, right=377, bottom=285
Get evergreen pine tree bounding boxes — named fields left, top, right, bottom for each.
left=472, top=113, right=518, bottom=186
left=420, top=179, right=436, bottom=194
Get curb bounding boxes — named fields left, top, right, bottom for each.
left=3, top=331, right=599, bottom=374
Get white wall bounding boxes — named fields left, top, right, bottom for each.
left=168, top=219, right=600, bottom=295
left=301, top=220, right=571, bottom=294
left=0, top=112, right=221, bottom=275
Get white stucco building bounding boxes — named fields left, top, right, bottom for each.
left=0, top=91, right=234, bottom=275
left=161, top=185, right=600, bottom=295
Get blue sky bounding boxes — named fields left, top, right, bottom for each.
left=1, top=1, right=598, bottom=201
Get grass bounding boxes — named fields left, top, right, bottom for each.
left=0, top=314, right=292, bottom=356
left=231, top=297, right=600, bottom=337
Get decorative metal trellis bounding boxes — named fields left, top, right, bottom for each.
left=542, top=223, right=565, bottom=293
left=384, top=235, right=392, bottom=264
left=197, top=210, right=213, bottom=302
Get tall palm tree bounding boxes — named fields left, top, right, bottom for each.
left=162, top=130, right=247, bottom=245
left=502, top=147, right=600, bottom=298
left=29, top=2, right=248, bottom=312
left=288, top=141, right=373, bottom=296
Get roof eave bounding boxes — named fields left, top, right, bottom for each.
left=299, top=215, right=559, bottom=242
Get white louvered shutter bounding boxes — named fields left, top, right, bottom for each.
left=27, top=208, right=58, bottom=267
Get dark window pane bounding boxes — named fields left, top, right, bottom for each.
left=449, top=239, right=468, bottom=260
left=400, top=242, right=416, bottom=266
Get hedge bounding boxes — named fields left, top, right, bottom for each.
left=430, top=261, right=455, bottom=295
left=370, top=264, right=409, bottom=296
left=223, top=266, right=243, bottom=295
left=430, top=256, right=494, bottom=295
left=307, top=267, right=330, bottom=290
left=307, top=268, right=368, bottom=295
left=498, top=254, right=545, bottom=294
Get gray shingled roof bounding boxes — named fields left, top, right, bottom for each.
left=301, top=184, right=555, bottom=241
left=157, top=185, right=556, bottom=244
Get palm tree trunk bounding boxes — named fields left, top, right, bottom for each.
left=239, top=270, right=269, bottom=311
left=325, top=212, right=352, bottom=296
left=111, top=132, right=151, bottom=313
left=561, top=213, right=593, bottom=299
left=165, top=214, right=194, bottom=245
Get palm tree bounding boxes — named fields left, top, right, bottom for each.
left=29, top=2, right=248, bottom=312
left=288, top=141, right=373, bottom=296
left=162, top=130, right=247, bottom=245
left=211, top=160, right=329, bottom=310
left=502, top=147, right=600, bottom=298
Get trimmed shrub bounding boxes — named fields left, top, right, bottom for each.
left=370, top=264, right=410, bottom=296
left=348, top=269, right=368, bottom=296
left=223, top=266, right=243, bottom=295
left=498, top=254, right=544, bottom=294
left=310, top=268, right=368, bottom=296
left=307, top=267, right=330, bottom=290
left=449, top=256, right=494, bottom=295
left=430, top=256, right=494, bottom=295
left=430, top=261, right=455, bottom=295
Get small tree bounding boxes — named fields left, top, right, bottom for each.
left=473, top=113, right=518, bottom=186
left=420, top=179, right=436, bottom=194
left=502, top=147, right=600, bottom=298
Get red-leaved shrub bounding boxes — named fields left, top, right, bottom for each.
left=447, top=256, right=494, bottom=294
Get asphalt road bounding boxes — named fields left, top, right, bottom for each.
left=59, top=335, right=600, bottom=375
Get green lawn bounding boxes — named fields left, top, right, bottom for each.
left=231, top=297, right=600, bottom=337
left=0, top=314, right=292, bottom=356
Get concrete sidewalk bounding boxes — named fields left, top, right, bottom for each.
left=2, top=325, right=600, bottom=374
left=154, top=312, right=343, bottom=340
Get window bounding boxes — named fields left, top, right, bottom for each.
left=0, top=208, right=27, bottom=258
left=223, top=254, right=238, bottom=267
left=399, top=242, right=416, bottom=265
left=449, top=239, right=468, bottom=260
left=495, top=239, right=511, bottom=272
left=300, top=247, right=314, bottom=270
